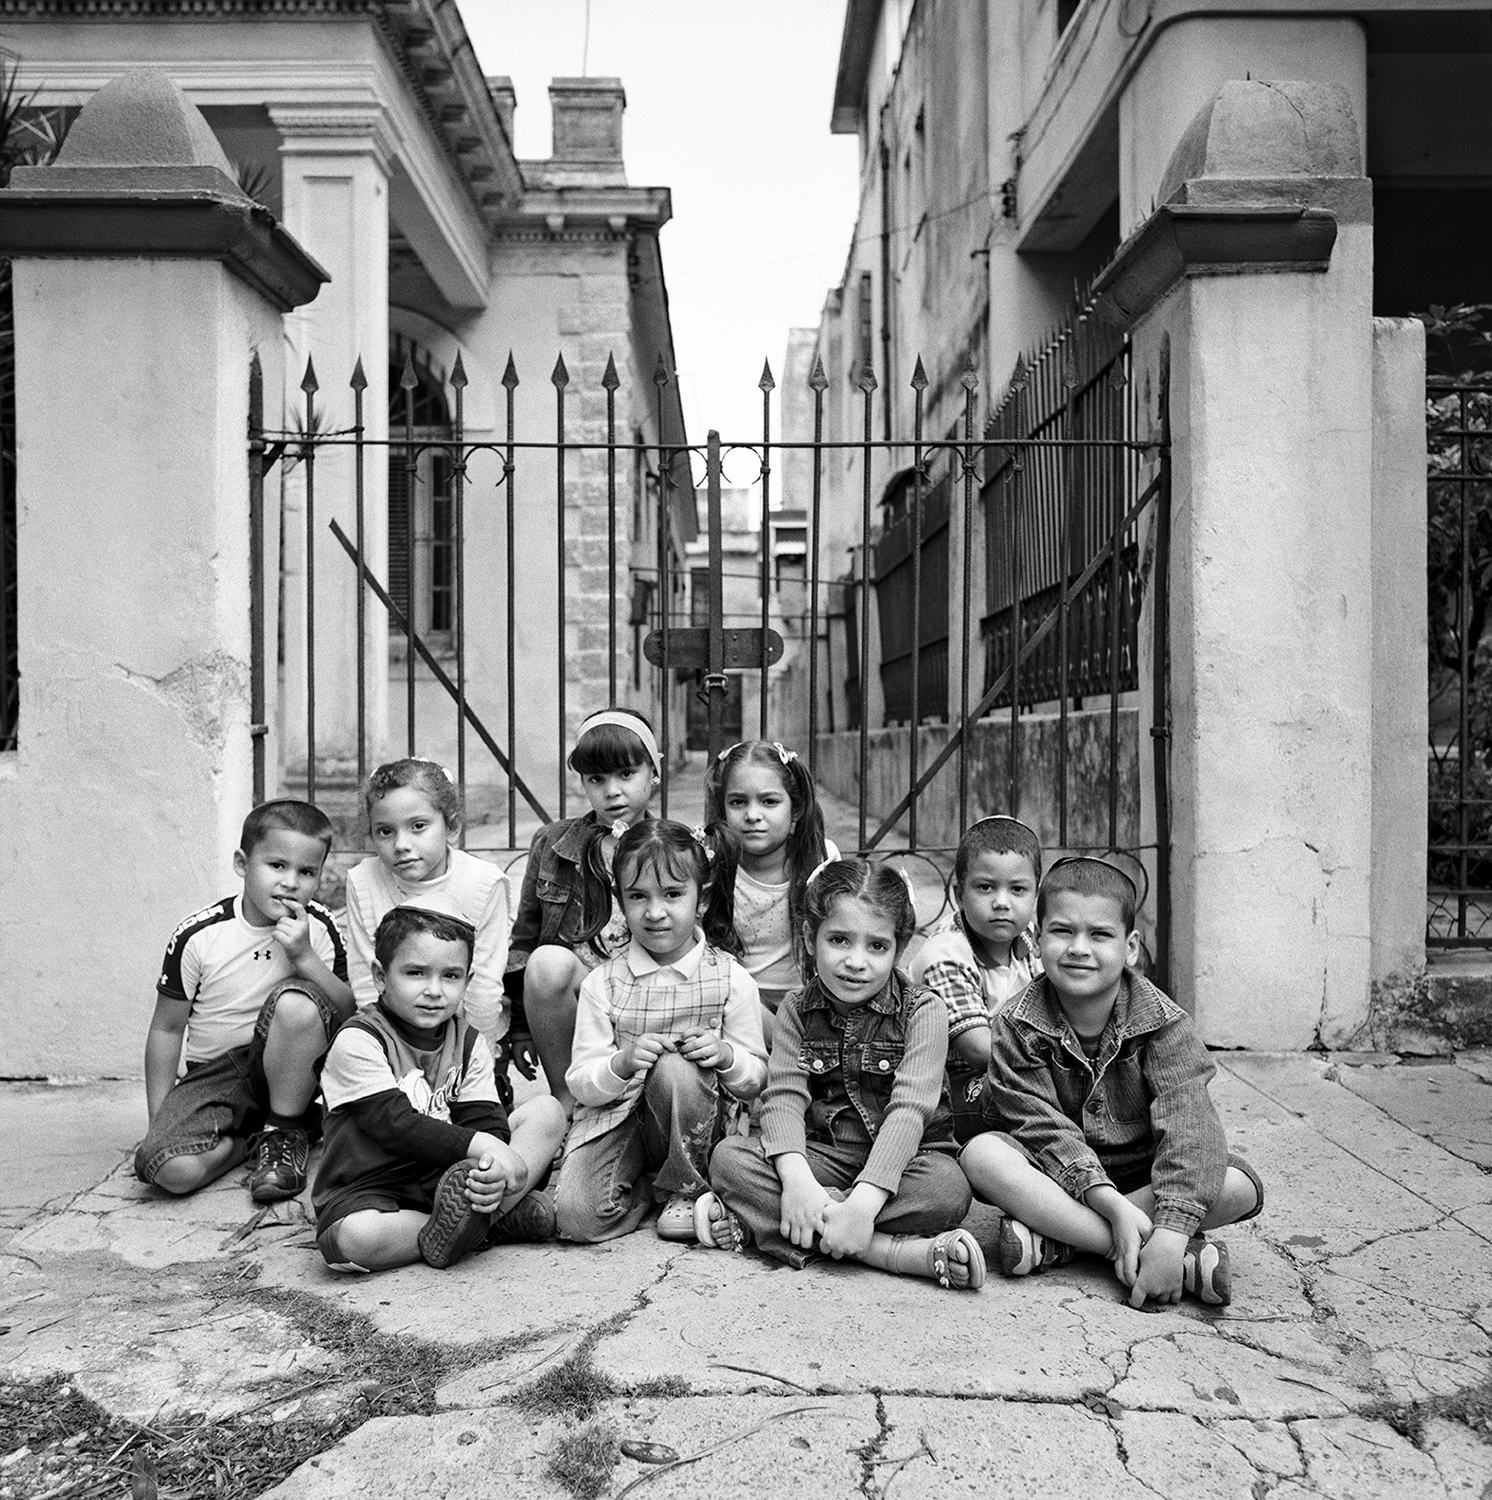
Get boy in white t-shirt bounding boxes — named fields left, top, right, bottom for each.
left=910, top=816, right=1041, bottom=1143
left=135, top=801, right=352, bottom=1204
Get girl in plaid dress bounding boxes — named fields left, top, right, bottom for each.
left=555, top=821, right=769, bottom=1243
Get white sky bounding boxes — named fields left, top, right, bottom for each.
left=462, top=0, right=862, bottom=452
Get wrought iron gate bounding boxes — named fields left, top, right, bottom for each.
left=248, top=318, right=1171, bottom=971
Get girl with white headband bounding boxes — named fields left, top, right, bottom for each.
left=507, top=707, right=661, bottom=1114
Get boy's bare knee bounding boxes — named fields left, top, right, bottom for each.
left=266, top=989, right=326, bottom=1041
left=513, top=1095, right=568, bottom=1143
left=148, top=1154, right=209, bottom=1195
left=961, top=1134, right=1024, bottom=1182
left=524, top=948, right=578, bottom=1001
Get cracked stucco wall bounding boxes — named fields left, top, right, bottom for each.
left=0, top=257, right=281, bottom=1076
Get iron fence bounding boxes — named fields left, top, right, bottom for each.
left=975, top=304, right=1147, bottom=854
left=1426, top=373, right=1492, bottom=946
left=249, top=331, right=1171, bottom=969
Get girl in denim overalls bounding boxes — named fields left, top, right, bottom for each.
left=507, top=708, right=659, bottom=1114
left=701, top=859, right=985, bottom=1290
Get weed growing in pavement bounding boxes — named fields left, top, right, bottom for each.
left=545, top=1418, right=621, bottom=1500
left=1368, top=1374, right=1492, bottom=1447
left=0, top=1265, right=547, bottom=1499
left=508, top=1346, right=621, bottom=1420
left=235, top=1281, right=535, bottom=1417
left=0, top=1372, right=360, bottom=1500
left=627, top=1374, right=690, bottom=1399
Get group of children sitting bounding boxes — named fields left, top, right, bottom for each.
left=137, top=708, right=1262, bottom=1306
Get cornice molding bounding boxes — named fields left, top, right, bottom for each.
left=0, top=186, right=328, bottom=310
left=268, top=102, right=397, bottom=171
left=0, top=0, right=523, bottom=221
left=1092, top=200, right=1339, bottom=329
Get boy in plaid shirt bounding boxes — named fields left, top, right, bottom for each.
left=910, top=816, right=1041, bottom=1142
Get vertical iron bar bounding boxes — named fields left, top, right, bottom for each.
left=1459, top=387, right=1471, bottom=938
left=502, top=354, right=519, bottom=847
left=604, top=352, right=620, bottom=703
left=759, top=360, right=775, bottom=738
left=1107, top=352, right=1126, bottom=852
left=1008, top=453, right=1022, bottom=814
left=857, top=365, right=878, bottom=849
left=1057, top=335, right=1076, bottom=849
left=1152, top=336, right=1173, bottom=989
left=808, top=356, right=828, bottom=778
left=351, top=359, right=367, bottom=797
left=451, top=354, right=468, bottom=843
left=909, top=357, right=927, bottom=851
left=654, top=356, right=671, bottom=817
left=553, top=354, right=570, bottom=820
left=707, top=430, right=726, bottom=760
left=302, top=357, right=318, bottom=805
left=400, top=355, right=417, bottom=758
left=248, top=354, right=266, bottom=806
left=879, top=141, right=893, bottom=443
left=958, top=363, right=978, bottom=831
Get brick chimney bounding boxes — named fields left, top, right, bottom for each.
left=547, top=77, right=627, bottom=185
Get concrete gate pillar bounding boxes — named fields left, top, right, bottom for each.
left=0, top=70, right=325, bottom=1075
left=269, top=104, right=392, bottom=786
left=1097, top=79, right=1396, bottom=1049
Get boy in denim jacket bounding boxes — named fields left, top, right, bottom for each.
left=960, top=858, right=1263, bottom=1307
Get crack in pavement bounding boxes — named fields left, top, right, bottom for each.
left=855, top=1392, right=892, bottom=1500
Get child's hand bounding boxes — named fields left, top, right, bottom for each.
left=777, top=1157, right=832, bottom=1249
left=466, top=1135, right=526, bottom=1213
left=818, top=1184, right=886, bottom=1259
left=1102, top=1197, right=1154, bottom=1288
left=509, top=1032, right=538, bottom=1081
left=1129, top=1226, right=1187, bottom=1308
left=677, top=1026, right=732, bottom=1072
left=614, top=1032, right=672, bottom=1079
left=271, top=897, right=314, bottom=964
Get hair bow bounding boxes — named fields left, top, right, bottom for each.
left=771, top=741, right=798, bottom=766
left=690, top=825, right=716, bottom=861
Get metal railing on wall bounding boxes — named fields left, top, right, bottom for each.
left=978, top=304, right=1146, bottom=854
left=1427, top=372, right=1492, bottom=947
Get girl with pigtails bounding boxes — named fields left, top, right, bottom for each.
left=701, top=857, right=984, bottom=1291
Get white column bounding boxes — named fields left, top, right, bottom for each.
left=271, top=104, right=391, bottom=785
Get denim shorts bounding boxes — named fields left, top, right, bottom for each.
left=134, top=979, right=338, bottom=1186
left=964, top=1130, right=1265, bottom=1223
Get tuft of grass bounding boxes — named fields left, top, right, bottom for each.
left=238, top=1282, right=532, bottom=1418
left=628, top=1374, right=690, bottom=1399
left=508, top=1348, right=620, bottom=1421
left=1367, top=1375, right=1492, bottom=1447
left=545, top=1418, right=620, bottom=1500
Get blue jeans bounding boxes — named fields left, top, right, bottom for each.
left=555, top=1052, right=724, bottom=1242
left=134, top=979, right=338, bottom=1185
left=709, top=1132, right=972, bottom=1269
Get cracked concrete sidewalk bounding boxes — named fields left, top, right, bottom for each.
left=2, top=1051, right=1491, bottom=1499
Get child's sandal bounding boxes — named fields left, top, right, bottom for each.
left=693, top=1190, right=744, bottom=1252
left=929, top=1227, right=986, bottom=1290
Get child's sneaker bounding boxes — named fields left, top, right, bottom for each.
left=656, top=1193, right=698, bottom=1241
left=1182, top=1234, right=1231, bottom=1306
left=248, top=1128, right=310, bottom=1203
left=486, top=1188, right=557, bottom=1246
left=995, top=1215, right=1075, bottom=1277
left=418, top=1163, right=492, bottom=1269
